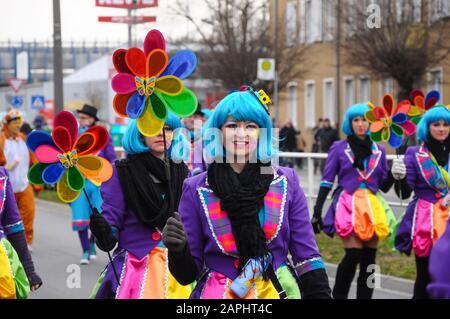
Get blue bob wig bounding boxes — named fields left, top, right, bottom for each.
left=417, top=105, right=450, bottom=142
left=122, top=113, right=189, bottom=161
left=342, top=103, right=370, bottom=136
left=202, top=90, right=274, bottom=162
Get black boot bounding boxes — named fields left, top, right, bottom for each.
left=413, top=255, right=430, bottom=299
left=357, top=247, right=377, bottom=299
left=333, top=248, right=362, bottom=299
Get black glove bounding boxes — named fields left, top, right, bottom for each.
left=7, top=231, right=43, bottom=289
left=162, top=212, right=187, bottom=253
left=89, top=208, right=117, bottom=252
left=311, top=187, right=331, bottom=234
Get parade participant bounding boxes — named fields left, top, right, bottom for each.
left=0, top=148, right=42, bottom=298
left=427, top=218, right=450, bottom=299
left=89, top=113, right=192, bottom=299
left=0, top=110, right=37, bottom=251
left=71, top=104, right=116, bottom=264
left=163, top=89, right=331, bottom=299
left=183, top=103, right=207, bottom=175
left=311, top=103, right=397, bottom=299
left=391, top=106, right=450, bottom=299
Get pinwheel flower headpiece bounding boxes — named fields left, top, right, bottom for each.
left=408, top=89, right=440, bottom=125
left=111, top=29, right=198, bottom=136
left=26, top=111, right=113, bottom=203
left=365, top=94, right=416, bottom=148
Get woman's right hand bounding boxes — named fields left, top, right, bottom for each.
left=163, top=212, right=187, bottom=253
left=392, top=157, right=406, bottom=180
left=311, top=207, right=323, bottom=234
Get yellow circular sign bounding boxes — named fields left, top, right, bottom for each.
left=261, top=60, right=272, bottom=71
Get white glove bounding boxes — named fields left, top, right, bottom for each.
left=392, top=158, right=406, bottom=180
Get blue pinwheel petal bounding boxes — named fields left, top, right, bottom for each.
left=388, top=129, right=403, bottom=149
left=42, top=163, right=66, bottom=184
left=26, top=130, right=56, bottom=152
left=126, top=92, right=146, bottom=119
left=392, top=113, right=407, bottom=124
left=426, top=90, right=440, bottom=106
left=160, top=50, right=197, bottom=80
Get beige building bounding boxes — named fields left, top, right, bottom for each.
left=272, top=0, right=450, bottom=149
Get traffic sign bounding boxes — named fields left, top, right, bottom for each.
left=98, top=15, right=156, bottom=24
left=95, top=0, right=158, bottom=9
left=31, top=96, right=45, bottom=110
left=8, top=78, right=24, bottom=93
left=257, top=58, right=276, bottom=81
left=10, top=96, right=23, bottom=108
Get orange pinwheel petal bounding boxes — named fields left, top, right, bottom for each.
left=370, top=121, right=385, bottom=133
left=146, top=49, right=168, bottom=78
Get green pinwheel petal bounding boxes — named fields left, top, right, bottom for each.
left=411, top=116, right=421, bottom=125
left=391, top=123, right=404, bottom=136
left=370, top=130, right=383, bottom=142
left=66, top=166, right=85, bottom=192
left=28, top=163, right=49, bottom=185
left=150, top=91, right=168, bottom=121
left=160, top=88, right=197, bottom=118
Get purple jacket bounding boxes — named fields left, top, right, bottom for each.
left=404, top=145, right=447, bottom=203
left=320, top=140, right=388, bottom=194
left=100, top=164, right=161, bottom=259
left=178, top=166, right=324, bottom=280
left=98, top=137, right=117, bottom=163
left=0, top=167, right=24, bottom=240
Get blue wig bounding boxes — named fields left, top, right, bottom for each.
left=417, top=106, right=450, bottom=142
left=202, top=91, right=274, bottom=162
left=342, top=103, right=370, bottom=136
left=122, top=113, right=189, bottom=161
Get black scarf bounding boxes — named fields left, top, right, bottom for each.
left=425, top=135, right=450, bottom=167
left=116, top=152, right=188, bottom=229
left=347, top=135, right=373, bottom=170
left=207, top=161, right=274, bottom=276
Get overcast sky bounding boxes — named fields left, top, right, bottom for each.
left=0, top=0, right=207, bottom=43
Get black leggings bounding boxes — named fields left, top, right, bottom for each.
left=413, top=255, right=430, bottom=299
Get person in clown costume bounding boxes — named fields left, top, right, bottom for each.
left=70, top=104, right=116, bottom=265
left=311, top=103, right=397, bottom=299
left=0, top=148, right=42, bottom=298
left=391, top=105, right=450, bottom=299
left=162, top=89, right=331, bottom=299
left=89, top=113, right=193, bottom=299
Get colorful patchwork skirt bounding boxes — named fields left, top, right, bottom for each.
left=190, top=264, right=301, bottom=299
left=91, top=246, right=192, bottom=299
left=395, top=197, right=449, bottom=258
left=0, top=237, right=30, bottom=299
left=323, top=188, right=396, bottom=241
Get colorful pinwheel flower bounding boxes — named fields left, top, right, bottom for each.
left=365, top=94, right=416, bottom=148
left=111, top=29, right=198, bottom=136
left=26, top=111, right=113, bottom=203
left=408, top=89, right=440, bottom=125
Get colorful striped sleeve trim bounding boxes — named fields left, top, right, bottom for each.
left=4, top=221, right=24, bottom=235
left=294, top=257, right=326, bottom=277
left=320, top=181, right=334, bottom=188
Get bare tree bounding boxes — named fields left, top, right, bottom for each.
left=172, top=0, right=306, bottom=93
left=340, top=0, right=450, bottom=100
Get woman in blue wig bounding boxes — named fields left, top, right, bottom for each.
left=312, top=103, right=397, bottom=299
left=162, top=89, right=331, bottom=299
left=89, top=113, right=193, bottom=299
left=391, top=105, right=450, bottom=299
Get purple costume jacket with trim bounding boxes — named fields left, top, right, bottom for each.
left=178, top=166, right=324, bottom=280
left=98, top=137, right=116, bottom=163
left=320, top=140, right=388, bottom=193
left=0, top=167, right=24, bottom=240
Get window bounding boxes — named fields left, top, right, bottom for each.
left=323, top=0, right=335, bottom=41
left=344, top=77, right=355, bottom=107
left=359, top=76, right=371, bottom=102
left=288, top=82, right=298, bottom=128
left=380, top=78, right=394, bottom=96
left=300, top=0, right=322, bottom=44
left=305, top=0, right=312, bottom=43
left=304, top=80, right=316, bottom=128
left=397, top=0, right=422, bottom=23
left=285, top=1, right=298, bottom=47
left=323, top=79, right=335, bottom=125
left=429, top=68, right=443, bottom=93
left=431, top=0, right=450, bottom=22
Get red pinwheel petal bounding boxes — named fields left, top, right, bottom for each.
left=111, top=73, right=136, bottom=94
left=82, top=126, right=109, bottom=155
left=144, top=29, right=166, bottom=57
left=113, top=49, right=133, bottom=74
left=53, top=111, right=78, bottom=149
left=53, top=126, right=72, bottom=153
left=394, top=100, right=410, bottom=115
left=125, top=48, right=146, bottom=77
left=113, top=93, right=133, bottom=117
left=35, top=145, right=61, bottom=164
left=146, top=49, right=168, bottom=78
left=382, top=94, right=395, bottom=116
left=399, top=120, right=416, bottom=136
left=425, top=90, right=440, bottom=110
left=373, top=106, right=387, bottom=119
left=409, top=89, right=424, bottom=103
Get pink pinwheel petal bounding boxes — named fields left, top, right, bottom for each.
left=394, top=100, right=410, bottom=115
left=144, top=29, right=166, bottom=57
left=53, top=111, right=78, bottom=149
left=113, top=49, right=133, bottom=74
left=111, top=73, right=136, bottom=94
left=382, top=94, right=395, bottom=116
left=399, top=120, right=416, bottom=136
left=125, top=48, right=146, bottom=77
left=35, top=145, right=61, bottom=164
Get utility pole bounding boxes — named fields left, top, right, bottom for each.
left=128, top=8, right=132, bottom=48
left=53, top=0, right=64, bottom=114
left=273, top=0, right=279, bottom=126
left=335, top=0, right=341, bottom=132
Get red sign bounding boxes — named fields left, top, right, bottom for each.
left=8, top=78, right=25, bottom=94
left=98, top=15, right=156, bottom=24
left=95, top=0, right=158, bottom=9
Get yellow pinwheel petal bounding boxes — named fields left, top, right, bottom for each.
left=155, top=76, right=183, bottom=96
left=56, top=170, right=81, bottom=203
left=137, top=102, right=165, bottom=137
